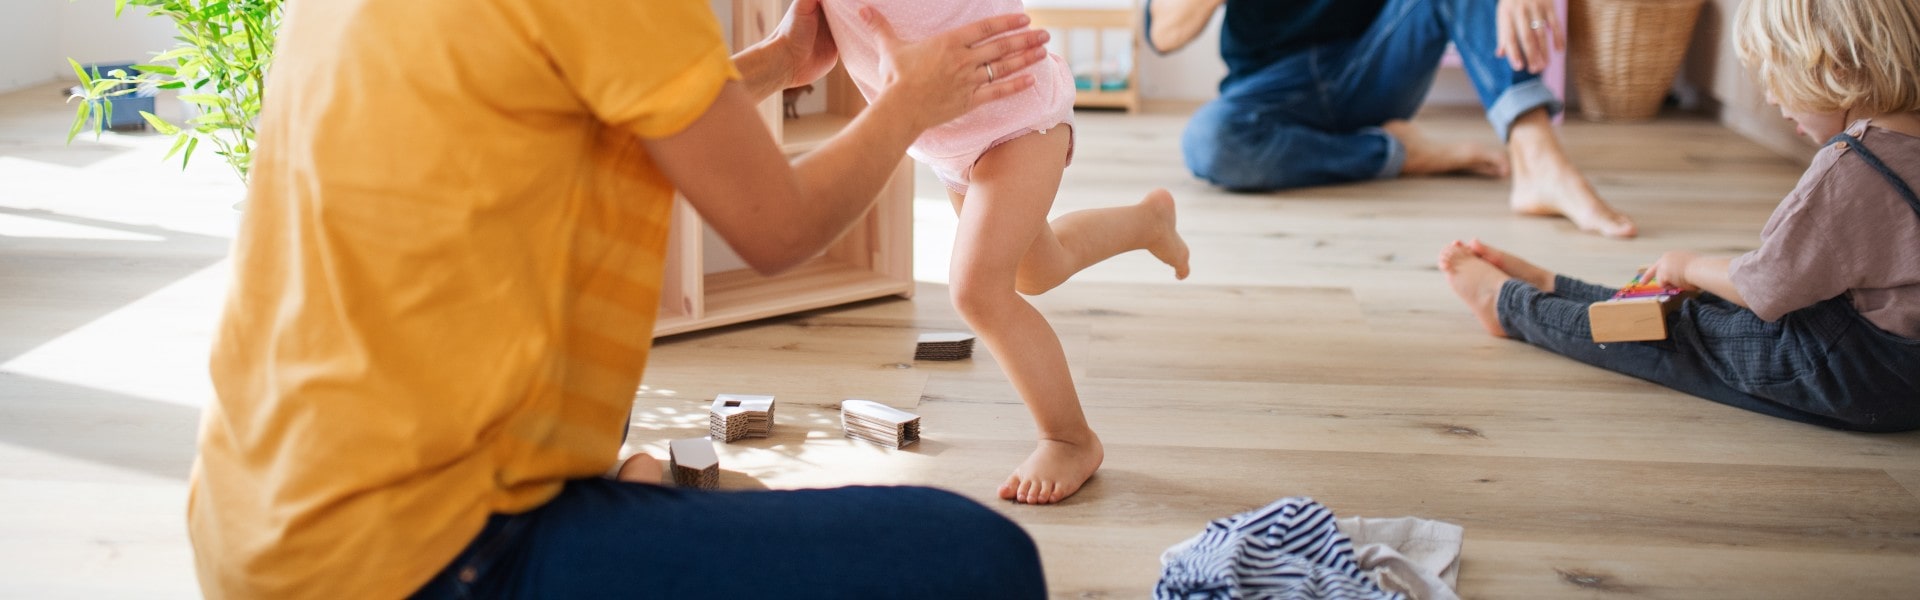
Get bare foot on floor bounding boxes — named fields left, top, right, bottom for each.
left=999, top=435, right=1104, bottom=505
left=1437, top=241, right=1512, bottom=338
left=1466, top=238, right=1555, bottom=292
left=1142, top=189, right=1192, bottom=280
left=616, top=453, right=662, bottom=484
left=1384, top=120, right=1509, bottom=178
left=1509, top=147, right=1637, bottom=238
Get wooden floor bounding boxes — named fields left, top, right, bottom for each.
left=4, top=81, right=1917, bottom=597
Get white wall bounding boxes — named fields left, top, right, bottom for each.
left=0, top=0, right=179, bottom=95
left=60, top=1, right=181, bottom=70
left=0, top=0, right=61, bottom=93
left=1137, top=10, right=1224, bottom=102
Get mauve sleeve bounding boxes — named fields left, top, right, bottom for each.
left=1729, top=159, right=1871, bottom=321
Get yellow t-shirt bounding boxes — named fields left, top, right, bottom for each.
left=189, top=0, right=739, bottom=596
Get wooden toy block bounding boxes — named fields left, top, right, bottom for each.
left=1588, top=271, right=1696, bottom=343
left=1589, top=294, right=1686, bottom=342
left=667, top=437, right=719, bottom=490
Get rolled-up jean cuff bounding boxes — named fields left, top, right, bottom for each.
left=1368, top=126, right=1405, bottom=180
left=1488, top=79, right=1562, bottom=141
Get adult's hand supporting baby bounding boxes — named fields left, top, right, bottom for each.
left=775, top=0, right=840, bottom=89
left=861, top=7, right=1051, bottom=132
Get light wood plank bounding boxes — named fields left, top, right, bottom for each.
left=1458, top=539, right=1920, bottom=600
left=1889, top=469, right=1920, bottom=501
left=914, top=377, right=1920, bottom=471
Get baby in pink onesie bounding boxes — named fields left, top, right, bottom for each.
left=824, top=0, right=1077, bottom=193
left=823, top=1, right=1192, bottom=505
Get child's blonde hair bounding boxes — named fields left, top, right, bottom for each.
left=1735, top=0, right=1920, bottom=115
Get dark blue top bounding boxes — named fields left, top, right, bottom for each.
left=1220, top=0, right=1387, bottom=81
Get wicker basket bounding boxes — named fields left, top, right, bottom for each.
left=1569, top=0, right=1707, bottom=121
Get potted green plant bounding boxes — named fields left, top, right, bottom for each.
left=66, top=0, right=283, bottom=183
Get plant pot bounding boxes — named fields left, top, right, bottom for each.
left=68, top=62, right=156, bottom=131
left=1568, top=0, right=1706, bottom=122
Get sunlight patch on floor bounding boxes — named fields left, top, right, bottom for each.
left=2, top=261, right=229, bottom=410
left=0, top=212, right=165, bottom=241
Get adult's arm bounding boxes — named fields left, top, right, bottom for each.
left=1146, top=0, right=1224, bottom=54
left=646, top=5, right=1050, bottom=274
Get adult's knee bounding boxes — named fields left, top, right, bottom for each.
left=1181, top=107, right=1296, bottom=192
left=1180, top=104, right=1238, bottom=186
left=894, top=487, right=1045, bottom=597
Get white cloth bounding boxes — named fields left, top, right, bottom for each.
left=1336, top=517, right=1464, bottom=600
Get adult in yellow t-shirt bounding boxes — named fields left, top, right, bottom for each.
left=189, top=0, right=1054, bottom=597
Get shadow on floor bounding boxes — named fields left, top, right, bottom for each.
left=0, top=207, right=226, bottom=480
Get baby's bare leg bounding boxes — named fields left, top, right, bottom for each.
left=948, top=129, right=1103, bottom=505
left=957, top=127, right=1191, bottom=296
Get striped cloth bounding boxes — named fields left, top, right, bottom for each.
left=1156, top=498, right=1403, bottom=600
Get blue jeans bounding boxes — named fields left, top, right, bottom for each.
left=1181, top=0, right=1561, bottom=191
left=411, top=480, right=1046, bottom=598
left=1499, top=276, right=1920, bottom=432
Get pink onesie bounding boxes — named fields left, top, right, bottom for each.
left=821, top=0, right=1076, bottom=194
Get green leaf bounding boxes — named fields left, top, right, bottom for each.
left=114, top=0, right=128, bottom=18
left=140, top=111, right=181, bottom=135
left=66, top=100, right=91, bottom=144
left=178, top=93, right=225, bottom=107
left=182, top=136, right=199, bottom=170
left=67, top=58, right=92, bottom=89
left=133, top=63, right=176, bottom=76
left=163, top=132, right=191, bottom=161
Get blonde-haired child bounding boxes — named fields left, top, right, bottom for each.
left=1435, top=0, right=1920, bottom=430
left=819, top=2, right=1191, bottom=504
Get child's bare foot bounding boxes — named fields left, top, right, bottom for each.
left=1466, top=239, right=1555, bottom=292
left=1384, top=120, right=1509, bottom=178
left=1142, top=189, right=1191, bottom=280
left=998, top=434, right=1104, bottom=505
left=1505, top=138, right=1643, bottom=239
left=616, top=453, right=662, bottom=484
left=1437, top=241, right=1512, bottom=338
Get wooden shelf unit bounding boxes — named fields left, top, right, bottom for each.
left=653, top=0, right=915, bottom=338
left=1028, top=4, right=1142, bottom=113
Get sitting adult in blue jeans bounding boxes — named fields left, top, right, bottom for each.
left=1148, top=0, right=1638, bottom=238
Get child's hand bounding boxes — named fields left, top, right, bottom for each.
left=861, top=7, right=1050, bottom=131
left=1645, top=250, right=1701, bottom=291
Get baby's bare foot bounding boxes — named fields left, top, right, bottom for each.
left=1437, top=241, right=1512, bottom=338
left=1466, top=239, right=1555, bottom=292
left=1141, top=189, right=1191, bottom=280
left=998, top=435, right=1104, bottom=505
left=615, top=453, right=662, bottom=484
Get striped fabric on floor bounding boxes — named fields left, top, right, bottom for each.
left=1155, top=497, right=1403, bottom=600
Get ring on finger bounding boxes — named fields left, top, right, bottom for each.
left=1529, top=18, right=1546, bottom=30
left=985, top=63, right=996, bottom=83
